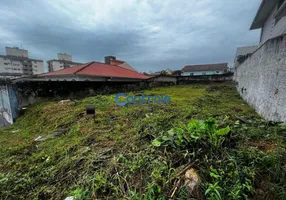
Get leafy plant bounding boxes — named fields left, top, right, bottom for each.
left=152, top=118, right=230, bottom=150
left=205, top=118, right=230, bottom=150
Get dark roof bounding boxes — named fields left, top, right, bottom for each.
left=40, top=62, right=149, bottom=79
left=0, top=55, right=43, bottom=62
left=250, top=0, right=279, bottom=30
left=182, top=63, right=228, bottom=72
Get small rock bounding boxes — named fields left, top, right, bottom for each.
left=184, top=168, right=200, bottom=196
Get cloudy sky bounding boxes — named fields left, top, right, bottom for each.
left=0, top=0, right=261, bottom=72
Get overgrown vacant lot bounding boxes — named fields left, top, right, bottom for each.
left=0, top=82, right=285, bottom=200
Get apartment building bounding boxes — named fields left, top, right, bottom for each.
left=0, top=47, right=44, bottom=78
left=47, top=53, right=82, bottom=72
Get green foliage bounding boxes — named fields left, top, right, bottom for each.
left=0, top=83, right=285, bottom=199
left=152, top=118, right=230, bottom=150
left=72, top=188, right=89, bottom=200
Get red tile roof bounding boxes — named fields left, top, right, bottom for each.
left=40, top=62, right=149, bottom=79
left=182, top=63, right=228, bottom=72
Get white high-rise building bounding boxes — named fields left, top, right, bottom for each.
left=0, top=47, right=44, bottom=78
left=47, top=53, right=82, bottom=72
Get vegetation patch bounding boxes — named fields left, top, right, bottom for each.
left=0, top=82, right=285, bottom=199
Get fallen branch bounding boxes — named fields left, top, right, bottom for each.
left=170, top=179, right=181, bottom=199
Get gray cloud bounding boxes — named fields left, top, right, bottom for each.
left=0, top=0, right=261, bottom=72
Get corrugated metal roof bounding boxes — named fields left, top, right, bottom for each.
left=40, top=62, right=149, bottom=79
left=182, top=63, right=228, bottom=72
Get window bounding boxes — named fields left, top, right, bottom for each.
left=4, top=63, right=9, bottom=65
left=202, top=72, right=206, bottom=75
left=216, top=71, right=219, bottom=73
left=190, top=73, right=194, bottom=76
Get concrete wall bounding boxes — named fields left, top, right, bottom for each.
left=6, top=47, right=28, bottom=58
left=234, top=33, right=286, bottom=122
left=234, top=45, right=258, bottom=68
left=182, top=70, right=225, bottom=76
left=261, top=4, right=286, bottom=43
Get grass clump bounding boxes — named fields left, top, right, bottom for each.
left=0, top=82, right=285, bottom=199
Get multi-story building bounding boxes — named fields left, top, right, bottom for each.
left=0, top=47, right=44, bottom=78
left=47, top=53, right=82, bottom=72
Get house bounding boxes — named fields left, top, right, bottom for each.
left=47, top=53, right=82, bottom=72
left=250, top=0, right=286, bottom=44
left=233, top=45, right=258, bottom=68
left=181, top=63, right=228, bottom=76
left=104, top=56, right=136, bottom=71
left=0, top=47, right=44, bottom=78
left=36, top=61, right=149, bottom=82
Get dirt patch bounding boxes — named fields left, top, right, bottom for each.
left=247, top=141, right=277, bottom=153
left=80, top=126, right=90, bottom=133
left=253, top=175, right=278, bottom=200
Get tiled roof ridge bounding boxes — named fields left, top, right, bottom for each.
left=73, top=62, right=94, bottom=74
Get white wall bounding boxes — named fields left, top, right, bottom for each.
left=48, top=60, right=80, bottom=72
left=32, top=60, right=44, bottom=74
left=261, top=4, right=286, bottom=43
left=234, top=33, right=286, bottom=122
left=182, top=70, right=225, bottom=76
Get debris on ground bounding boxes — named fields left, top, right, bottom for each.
left=34, top=128, right=68, bottom=142
left=184, top=168, right=201, bottom=196
left=58, top=99, right=71, bottom=104
left=34, top=136, right=47, bottom=142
